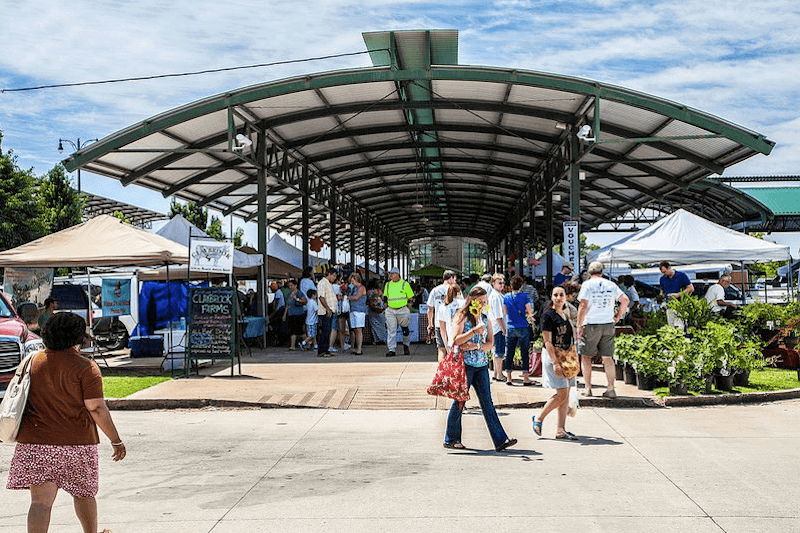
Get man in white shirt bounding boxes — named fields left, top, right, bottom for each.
left=705, top=275, right=738, bottom=318
left=426, top=270, right=457, bottom=361
left=488, top=273, right=508, bottom=382
left=576, top=261, right=629, bottom=398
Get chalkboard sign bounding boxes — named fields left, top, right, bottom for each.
left=187, top=287, right=238, bottom=374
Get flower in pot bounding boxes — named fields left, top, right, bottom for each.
left=739, top=302, right=786, bottom=345
left=777, top=316, right=800, bottom=350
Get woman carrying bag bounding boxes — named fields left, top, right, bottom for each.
left=6, top=312, right=126, bottom=533
left=533, top=285, right=580, bottom=440
left=442, top=286, right=517, bottom=452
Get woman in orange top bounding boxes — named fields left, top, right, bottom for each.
left=6, top=312, right=126, bottom=533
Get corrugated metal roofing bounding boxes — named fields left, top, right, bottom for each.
left=739, top=188, right=800, bottom=215
left=62, top=30, right=775, bottom=255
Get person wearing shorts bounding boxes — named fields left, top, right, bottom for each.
left=576, top=261, right=629, bottom=398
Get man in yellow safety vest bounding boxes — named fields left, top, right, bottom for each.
left=383, top=267, right=414, bottom=357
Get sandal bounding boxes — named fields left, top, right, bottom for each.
left=443, top=441, right=465, bottom=450
left=496, top=438, right=518, bottom=452
left=532, top=415, right=543, bottom=436
left=555, top=431, right=579, bottom=441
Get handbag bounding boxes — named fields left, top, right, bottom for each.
left=427, top=347, right=470, bottom=404
left=0, top=352, right=36, bottom=444
left=552, top=344, right=580, bottom=379
left=528, top=349, right=542, bottom=377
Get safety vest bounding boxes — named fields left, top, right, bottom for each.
left=384, top=280, right=413, bottom=309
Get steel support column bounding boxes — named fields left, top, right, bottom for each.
left=301, top=164, right=310, bottom=271
left=517, top=222, right=524, bottom=277
left=546, top=183, right=554, bottom=283
left=350, top=223, right=356, bottom=274
left=330, top=193, right=337, bottom=265
left=364, top=224, right=371, bottom=283
left=570, top=132, right=582, bottom=266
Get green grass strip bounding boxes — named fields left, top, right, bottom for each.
left=103, top=376, right=172, bottom=398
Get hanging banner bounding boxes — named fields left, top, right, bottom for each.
left=190, top=239, right=234, bottom=273
left=101, top=279, right=132, bottom=316
left=2, top=267, right=54, bottom=308
left=563, top=221, right=580, bottom=269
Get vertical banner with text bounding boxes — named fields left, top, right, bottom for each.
left=563, top=221, right=580, bottom=269
left=2, top=267, right=54, bottom=308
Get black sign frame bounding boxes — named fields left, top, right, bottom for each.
left=186, top=286, right=240, bottom=376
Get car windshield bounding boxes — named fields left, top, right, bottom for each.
left=0, top=295, right=14, bottom=318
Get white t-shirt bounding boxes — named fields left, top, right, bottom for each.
left=488, top=287, right=506, bottom=333
left=624, top=285, right=640, bottom=316
left=705, top=283, right=726, bottom=313
left=577, top=276, right=624, bottom=325
left=427, top=283, right=450, bottom=324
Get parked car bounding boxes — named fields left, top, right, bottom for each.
left=50, top=283, right=100, bottom=323
left=0, top=291, right=44, bottom=398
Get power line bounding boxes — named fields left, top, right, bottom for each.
left=1, top=49, right=390, bottom=93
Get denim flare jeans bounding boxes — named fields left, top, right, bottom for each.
left=445, top=364, right=510, bottom=448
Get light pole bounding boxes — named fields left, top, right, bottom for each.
left=57, top=137, right=97, bottom=193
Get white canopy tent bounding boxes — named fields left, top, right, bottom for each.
left=266, top=234, right=328, bottom=271
left=589, top=209, right=791, bottom=264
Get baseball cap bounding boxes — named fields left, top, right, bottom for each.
left=389, top=267, right=400, bottom=274
left=563, top=262, right=574, bottom=270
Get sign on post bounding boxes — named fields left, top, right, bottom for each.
left=563, top=221, right=580, bottom=269
left=101, top=279, right=131, bottom=316
left=187, top=286, right=239, bottom=376
left=189, top=239, right=234, bottom=274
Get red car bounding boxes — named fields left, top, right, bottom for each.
left=0, top=291, right=44, bottom=398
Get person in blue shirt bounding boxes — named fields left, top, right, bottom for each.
left=659, top=261, right=694, bottom=300
left=659, top=261, right=694, bottom=328
left=553, top=262, right=574, bottom=287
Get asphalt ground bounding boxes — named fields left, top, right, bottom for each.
left=2, top=401, right=799, bottom=532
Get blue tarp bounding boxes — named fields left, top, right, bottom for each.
left=135, top=280, right=207, bottom=336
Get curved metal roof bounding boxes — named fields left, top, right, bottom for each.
left=64, top=30, right=775, bottom=254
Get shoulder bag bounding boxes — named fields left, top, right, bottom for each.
left=427, top=346, right=470, bottom=405
left=552, top=344, right=580, bottom=379
left=0, top=352, right=36, bottom=444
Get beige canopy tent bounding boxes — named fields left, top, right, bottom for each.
left=0, top=215, right=189, bottom=268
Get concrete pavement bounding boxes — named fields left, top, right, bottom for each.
left=2, top=401, right=799, bottom=532
left=113, top=342, right=666, bottom=410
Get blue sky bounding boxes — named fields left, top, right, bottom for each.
left=1, top=0, right=799, bottom=251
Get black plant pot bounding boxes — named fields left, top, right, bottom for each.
left=704, top=375, right=714, bottom=394
left=636, top=371, right=657, bottom=391
left=624, top=365, right=637, bottom=385
left=733, top=370, right=750, bottom=387
left=669, top=382, right=689, bottom=395
left=715, top=373, right=735, bottom=391
left=615, top=362, right=625, bottom=381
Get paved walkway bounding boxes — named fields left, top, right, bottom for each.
left=112, top=343, right=663, bottom=410
left=3, top=403, right=800, bottom=532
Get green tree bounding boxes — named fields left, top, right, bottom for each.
left=169, top=198, right=208, bottom=230
left=0, top=133, right=45, bottom=251
left=207, top=216, right=225, bottom=241
left=233, top=227, right=245, bottom=248
left=112, top=210, right=131, bottom=224
left=38, top=164, right=84, bottom=233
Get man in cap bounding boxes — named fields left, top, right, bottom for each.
left=383, top=267, right=415, bottom=357
left=553, top=262, right=574, bottom=287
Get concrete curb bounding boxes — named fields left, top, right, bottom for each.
left=106, top=388, right=800, bottom=411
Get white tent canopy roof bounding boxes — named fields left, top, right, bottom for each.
left=0, top=215, right=189, bottom=268
left=589, top=209, right=791, bottom=264
left=156, top=215, right=262, bottom=269
left=266, top=234, right=327, bottom=270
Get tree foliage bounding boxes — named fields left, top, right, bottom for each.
left=207, top=216, right=225, bottom=241
left=169, top=199, right=208, bottom=230
left=0, top=133, right=45, bottom=251
left=112, top=210, right=131, bottom=224
left=38, top=164, right=84, bottom=233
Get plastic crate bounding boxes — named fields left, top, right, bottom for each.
left=129, top=335, right=163, bottom=358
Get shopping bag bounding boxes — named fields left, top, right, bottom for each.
left=529, top=350, right=542, bottom=377
left=0, top=353, right=35, bottom=444
left=427, top=347, right=470, bottom=403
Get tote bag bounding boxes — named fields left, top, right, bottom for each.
left=427, top=347, right=470, bottom=403
left=0, top=353, right=35, bottom=444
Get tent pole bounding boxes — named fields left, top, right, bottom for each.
left=86, top=267, right=94, bottom=329
left=741, top=261, right=746, bottom=306
left=166, top=262, right=173, bottom=377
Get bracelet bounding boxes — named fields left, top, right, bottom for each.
left=111, top=441, right=124, bottom=446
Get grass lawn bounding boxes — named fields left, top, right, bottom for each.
left=654, top=368, right=800, bottom=398
left=103, top=376, right=172, bottom=398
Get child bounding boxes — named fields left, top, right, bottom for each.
left=300, top=289, right=318, bottom=350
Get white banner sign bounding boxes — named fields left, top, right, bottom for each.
left=563, top=221, right=580, bottom=269
left=190, top=239, right=234, bottom=273
left=2, top=267, right=54, bottom=308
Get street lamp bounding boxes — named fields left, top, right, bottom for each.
left=57, top=137, right=97, bottom=193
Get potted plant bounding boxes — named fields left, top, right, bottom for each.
left=666, top=292, right=712, bottom=331
left=777, top=312, right=800, bottom=350
left=614, top=333, right=642, bottom=385
left=739, top=302, right=785, bottom=345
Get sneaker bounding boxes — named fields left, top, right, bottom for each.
left=329, top=347, right=339, bottom=353
left=602, top=389, right=617, bottom=399
left=385, top=351, right=396, bottom=357
left=344, top=343, right=351, bottom=350
left=299, top=340, right=307, bottom=351
left=403, top=344, right=410, bottom=355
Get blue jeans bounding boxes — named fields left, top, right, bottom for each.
left=505, top=327, right=531, bottom=372
left=493, top=331, right=505, bottom=358
left=317, top=313, right=332, bottom=354
left=445, top=364, right=509, bottom=448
